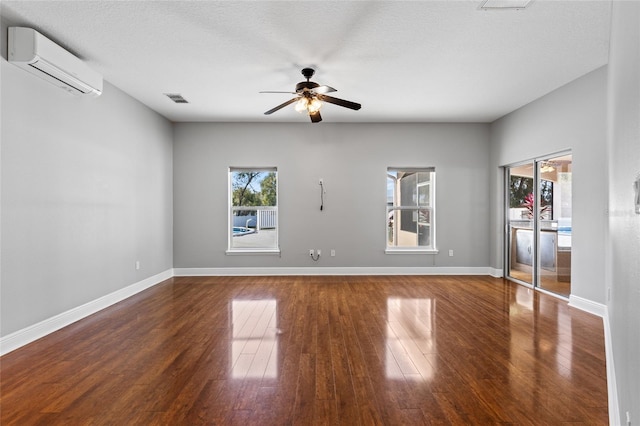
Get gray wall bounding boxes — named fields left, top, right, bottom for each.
left=0, top=24, right=174, bottom=336
left=173, top=123, right=491, bottom=270
left=489, top=67, right=608, bottom=304
left=607, top=1, right=640, bottom=421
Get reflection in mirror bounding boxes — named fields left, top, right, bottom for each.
left=385, top=298, right=436, bottom=381
left=231, top=299, right=278, bottom=379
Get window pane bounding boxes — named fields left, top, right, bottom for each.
left=387, top=208, right=432, bottom=248
left=231, top=171, right=277, bottom=207
left=229, top=169, right=278, bottom=251
left=231, top=211, right=278, bottom=249
left=417, top=172, right=431, bottom=185
left=386, top=167, right=435, bottom=251
left=418, top=180, right=430, bottom=207
left=418, top=223, right=431, bottom=246
left=399, top=173, right=416, bottom=233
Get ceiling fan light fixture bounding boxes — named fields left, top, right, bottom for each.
left=294, top=97, right=322, bottom=114
left=307, top=98, right=322, bottom=114
left=294, top=98, right=308, bottom=113
left=540, top=161, right=558, bottom=173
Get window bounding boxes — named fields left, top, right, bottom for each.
left=386, top=167, right=436, bottom=253
left=228, top=168, right=278, bottom=254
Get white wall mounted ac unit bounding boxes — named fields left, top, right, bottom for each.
left=8, top=27, right=103, bottom=97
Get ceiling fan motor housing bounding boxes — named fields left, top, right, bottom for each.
left=295, top=81, right=320, bottom=93
left=301, top=67, right=315, bottom=79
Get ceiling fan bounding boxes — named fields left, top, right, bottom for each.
left=261, top=68, right=361, bottom=123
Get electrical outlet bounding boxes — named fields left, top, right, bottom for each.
left=331, top=249, right=335, bottom=257
left=448, top=250, right=454, bottom=257
left=626, top=411, right=631, bottom=425
left=317, top=249, right=321, bottom=257
left=319, top=178, right=323, bottom=185
left=135, top=261, right=140, bottom=270
left=309, top=249, right=314, bottom=256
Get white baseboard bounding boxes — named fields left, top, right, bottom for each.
left=0, top=269, right=173, bottom=356
left=568, top=294, right=607, bottom=317
left=567, top=297, right=618, bottom=425
left=603, top=307, right=620, bottom=426
left=173, top=266, right=497, bottom=277
left=489, top=267, right=503, bottom=278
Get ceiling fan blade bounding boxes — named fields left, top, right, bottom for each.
left=264, top=97, right=299, bottom=115
left=260, top=91, right=297, bottom=94
left=313, top=85, right=337, bottom=94
left=318, top=94, right=361, bottom=111
left=310, top=111, right=322, bottom=123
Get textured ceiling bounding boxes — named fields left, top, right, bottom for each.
left=1, top=1, right=611, bottom=123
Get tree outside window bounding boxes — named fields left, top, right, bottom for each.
left=228, top=168, right=278, bottom=252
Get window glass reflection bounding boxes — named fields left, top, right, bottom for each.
left=385, top=298, right=436, bottom=381
left=231, top=299, right=278, bottom=379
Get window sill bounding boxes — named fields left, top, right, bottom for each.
left=385, top=248, right=439, bottom=255
left=226, top=248, right=281, bottom=256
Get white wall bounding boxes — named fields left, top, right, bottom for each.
left=173, top=122, right=491, bottom=271
left=0, top=22, right=173, bottom=336
left=489, top=67, right=608, bottom=305
left=607, top=1, right=640, bottom=421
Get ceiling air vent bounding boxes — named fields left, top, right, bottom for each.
left=164, top=93, right=189, bottom=104
left=480, top=0, right=533, bottom=10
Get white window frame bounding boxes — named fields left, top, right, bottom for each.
left=226, top=167, right=280, bottom=255
left=385, top=167, right=438, bottom=254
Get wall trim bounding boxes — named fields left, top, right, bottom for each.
left=173, top=266, right=497, bottom=277
left=0, top=269, right=173, bottom=356
left=568, top=294, right=607, bottom=317
left=569, top=296, right=618, bottom=425
left=489, top=267, right=503, bottom=278
left=603, top=306, right=620, bottom=426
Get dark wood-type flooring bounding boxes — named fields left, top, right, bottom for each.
left=509, top=268, right=572, bottom=298
left=0, top=276, right=608, bottom=425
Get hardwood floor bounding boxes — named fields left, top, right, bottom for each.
left=0, top=276, right=608, bottom=425
left=509, top=267, right=572, bottom=297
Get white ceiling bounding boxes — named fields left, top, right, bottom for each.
left=1, top=1, right=611, bottom=123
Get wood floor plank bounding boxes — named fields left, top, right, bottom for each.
left=352, top=374, right=386, bottom=425
left=0, top=276, right=609, bottom=425
left=292, top=352, right=316, bottom=424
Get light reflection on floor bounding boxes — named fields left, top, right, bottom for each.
left=385, top=298, right=436, bottom=381
left=508, top=284, right=573, bottom=382
left=230, top=299, right=278, bottom=379
left=556, top=309, right=573, bottom=378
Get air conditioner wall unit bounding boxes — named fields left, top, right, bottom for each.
left=8, top=27, right=103, bottom=97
